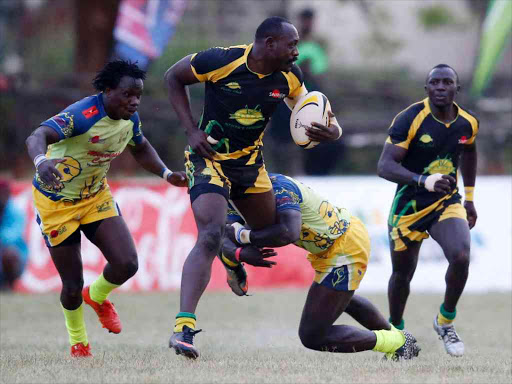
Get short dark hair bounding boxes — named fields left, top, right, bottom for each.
left=255, top=16, right=292, bottom=40
left=92, top=60, right=146, bottom=91
left=299, top=8, right=315, bottom=19
left=427, top=64, right=459, bottom=85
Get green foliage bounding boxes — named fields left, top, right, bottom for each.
left=417, top=5, right=457, bottom=30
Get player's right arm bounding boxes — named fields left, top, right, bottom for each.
left=164, top=55, right=215, bottom=160
left=25, top=126, right=64, bottom=191
left=377, top=110, right=454, bottom=195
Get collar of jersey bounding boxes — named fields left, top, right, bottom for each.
left=244, top=44, right=272, bottom=79
left=96, top=93, right=109, bottom=119
left=424, top=97, right=460, bottom=127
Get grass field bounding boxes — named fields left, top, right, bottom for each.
left=1, top=290, right=511, bottom=383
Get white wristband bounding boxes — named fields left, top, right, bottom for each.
left=34, top=154, right=48, bottom=169
left=232, top=222, right=251, bottom=244
left=162, top=168, right=172, bottom=180
left=330, top=116, right=342, bottom=139
left=424, top=173, right=444, bottom=192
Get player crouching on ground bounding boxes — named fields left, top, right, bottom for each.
left=220, top=173, right=421, bottom=360
left=25, top=60, right=187, bottom=357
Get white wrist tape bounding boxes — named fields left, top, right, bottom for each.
left=330, top=116, right=342, bottom=139
left=424, top=173, right=444, bottom=192
left=232, top=222, right=251, bottom=244
left=34, top=154, right=48, bottom=169
left=162, top=168, right=172, bottom=180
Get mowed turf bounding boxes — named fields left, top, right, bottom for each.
left=1, top=290, right=510, bottom=383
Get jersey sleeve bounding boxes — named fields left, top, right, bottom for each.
left=287, top=64, right=306, bottom=98
left=128, top=113, right=144, bottom=146
left=190, top=47, right=239, bottom=83
left=40, top=97, right=101, bottom=140
left=461, top=110, right=479, bottom=145
left=386, top=109, right=414, bottom=149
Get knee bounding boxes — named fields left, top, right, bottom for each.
left=61, top=278, right=84, bottom=299
left=197, top=225, right=224, bottom=254
left=298, top=326, right=321, bottom=350
left=391, top=269, right=414, bottom=284
left=121, top=257, right=138, bottom=278
left=448, top=243, right=470, bottom=269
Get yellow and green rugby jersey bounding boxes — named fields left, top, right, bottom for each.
left=228, top=173, right=351, bottom=255
left=190, top=44, right=305, bottom=164
left=386, top=97, right=479, bottom=216
left=33, top=94, right=143, bottom=201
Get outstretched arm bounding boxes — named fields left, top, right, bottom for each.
left=128, top=137, right=187, bottom=187
left=460, top=143, right=478, bottom=228
left=164, top=55, right=215, bottom=159
left=230, top=209, right=302, bottom=248
left=25, top=126, right=64, bottom=191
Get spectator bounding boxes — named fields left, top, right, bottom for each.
left=0, top=180, right=28, bottom=290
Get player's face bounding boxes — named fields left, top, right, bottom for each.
left=273, top=24, right=299, bottom=72
left=425, top=68, right=459, bottom=108
left=105, top=76, right=143, bottom=120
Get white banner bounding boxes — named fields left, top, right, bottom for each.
left=298, top=176, right=512, bottom=292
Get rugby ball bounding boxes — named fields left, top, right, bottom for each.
left=290, top=91, right=331, bottom=149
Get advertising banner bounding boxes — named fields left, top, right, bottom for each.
left=10, top=176, right=511, bottom=293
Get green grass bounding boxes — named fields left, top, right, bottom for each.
left=1, top=290, right=511, bottom=383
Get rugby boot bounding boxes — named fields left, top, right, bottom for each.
left=82, top=285, right=122, bottom=334
left=70, top=342, right=93, bottom=357
left=219, top=255, right=249, bottom=296
left=169, top=325, right=202, bottom=359
left=385, top=330, right=421, bottom=361
left=433, top=316, right=464, bottom=357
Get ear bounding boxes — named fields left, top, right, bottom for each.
left=265, top=36, right=276, bottom=50
left=456, top=85, right=461, bottom=93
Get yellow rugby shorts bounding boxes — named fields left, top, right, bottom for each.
left=307, top=216, right=370, bottom=291
left=389, top=197, right=467, bottom=252
left=32, top=185, right=120, bottom=247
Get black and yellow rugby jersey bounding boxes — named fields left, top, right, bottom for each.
left=386, top=97, right=479, bottom=215
left=190, top=44, right=305, bottom=161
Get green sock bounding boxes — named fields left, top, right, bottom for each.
left=389, top=317, right=404, bottom=330
left=438, top=303, right=456, bottom=325
left=174, top=312, right=196, bottom=332
left=61, top=303, right=88, bottom=347
left=372, top=329, right=405, bottom=353
left=89, top=273, right=120, bottom=305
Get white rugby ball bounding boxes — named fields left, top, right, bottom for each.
left=290, top=91, right=331, bottom=149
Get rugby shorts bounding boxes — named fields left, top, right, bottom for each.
left=184, top=150, right=272, bottom=203
left=389, top=193, right=467, bottom=252
left=32, top=185, right=121, bottom=247
left=307, top=216, right=370, bottom=291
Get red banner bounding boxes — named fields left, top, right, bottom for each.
left=11, top=180, right=313, bottom=293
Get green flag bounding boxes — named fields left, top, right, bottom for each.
left=470, top=0, right=512, bottom=98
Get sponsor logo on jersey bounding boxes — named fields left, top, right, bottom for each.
left=229, top=106, right=265, bottom=126
left=96, top=201, right=111, bottom=213
left=424, top=156, right=455, bottom=175
left=418, top=134, right=435, bottom=147
left=49, top=226, right=67, bottom=238
left=221, top=82, right=242, bottom=94
left=55, top=156, right=82, bottom=182
left=458, top=136, right=468, bottom=144
left=89, top=135, right=106, bottom=144
left=269, top=89, right=286, bottom=99
left=82, top=106, right=99, bottom=119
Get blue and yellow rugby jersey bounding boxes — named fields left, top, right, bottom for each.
left=190, top=44, right=305, bottom=161
left=386, top=97, right=479, bottom=215
left=33, top=94, right=143, bottom=201
left=228, top=173, right=351, bottom=255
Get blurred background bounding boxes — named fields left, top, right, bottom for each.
left=0, top=0, right=510, bottom=179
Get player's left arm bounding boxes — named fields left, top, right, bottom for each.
left=460, top=142, right=478, bottom=229
left=128, top=137, right=187, bottom=187
left=231, top=209, right=302, bottom=248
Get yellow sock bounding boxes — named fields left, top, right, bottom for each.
left=174, top=316, right=196, bottom=332
left=89, top=273, right=120, bottom=305
left=437, top=312, right=453, bottom=326
left=61, top=303, right=88, bottom=347
left=372, top=329, right=405, bottom=353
